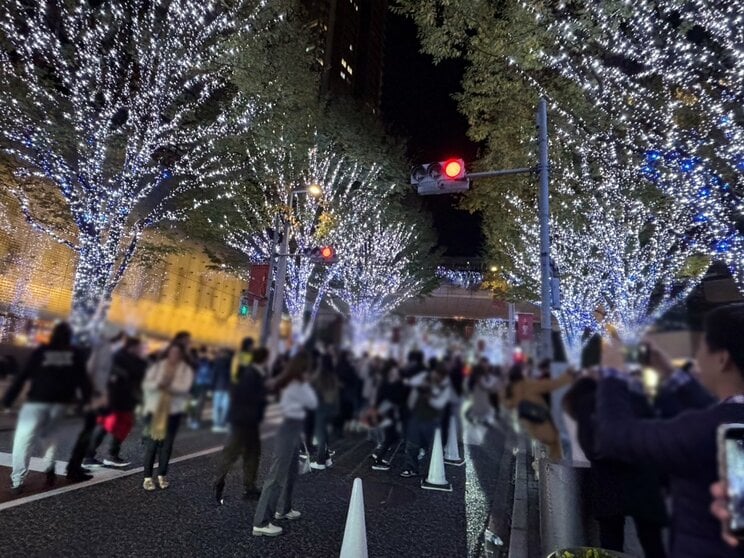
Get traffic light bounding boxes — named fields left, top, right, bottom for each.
left=238, top=290, right=250, bottom=317
left=308, top=245, right=338, bottom=264
left=410, top=158, right=469, bottom=195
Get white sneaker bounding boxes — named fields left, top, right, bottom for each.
left=309, top=461, right=326, bottom=470
left=325, top=458, right=333, bottom=468
left=252, top=523, right=283, bottom=537
left=274, top=509, right=301, bottom=521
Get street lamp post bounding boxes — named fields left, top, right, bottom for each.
left=266, top=184, right=322, bottom=358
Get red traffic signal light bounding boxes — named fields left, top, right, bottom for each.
left=320, top=246, right=335, bottom=260
left=308, top=245, right=337, bottom=264
left=443, top=158, right=465, bottom=179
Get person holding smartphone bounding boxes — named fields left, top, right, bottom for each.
left=595, top=303, right=744, bottom=558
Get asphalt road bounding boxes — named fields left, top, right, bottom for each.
left=0, top=411, right=511, bottom=558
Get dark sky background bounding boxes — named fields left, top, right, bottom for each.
left=381, top=13, right=484, bottom=258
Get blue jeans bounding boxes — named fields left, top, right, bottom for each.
left=213, top=390, right=230, bottom=428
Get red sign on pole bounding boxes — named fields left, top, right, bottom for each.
left=516, top=313, right=534, bottom=342
left=247, top=264, right=270, bottom=305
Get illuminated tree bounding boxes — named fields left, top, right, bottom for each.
left=329, top=219, right=432, bottom=350
left=0, top=0, right=270, bottom=329
left=224, top=145, right=394, bottom=342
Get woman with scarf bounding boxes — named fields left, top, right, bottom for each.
left=141, top=343, right=194, bottom=491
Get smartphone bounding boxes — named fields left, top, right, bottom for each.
left=624, top=343, right=650, bottom=366
left=718, top=424, right=744, bottom=538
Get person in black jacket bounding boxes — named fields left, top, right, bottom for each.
left=596, top=303, right=744, bottom=558
left=565, top=376, right=667, bottom=557
left=213, top=346, right=269, bottom=504
left=84, top=336, right=147, bottom=468
left=3, top=322, right=92, bottom=492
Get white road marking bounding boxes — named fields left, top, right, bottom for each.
left=0, top=420, right=281, bottom=512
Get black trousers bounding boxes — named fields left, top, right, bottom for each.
left=214, top=423, right=261, bottom=491
left=68, top=410, right=98, bottom=473
left=86, top=425, right=123, bottom=459
left=598, top=515, right=667, bottom=558
left=143, top=414, right=182, bottom=478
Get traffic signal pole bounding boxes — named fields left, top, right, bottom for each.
left=536, top=98, right=553, bottom=363
left=414, top=98, right=553, bottom=361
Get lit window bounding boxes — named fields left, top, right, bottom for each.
left=347, top=66, right=353, bottom=75
left=341, top=58, right=347, bottom=69
left=340, top=71, right=346, bottom=79
left=349, top=44, right=353, bottom=51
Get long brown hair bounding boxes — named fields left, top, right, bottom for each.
left=274, top=350, right=310, bottom=391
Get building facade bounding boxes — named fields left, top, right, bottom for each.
left=304, top=0, right=388, bottom=112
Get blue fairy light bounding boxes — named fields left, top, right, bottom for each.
left=680, top=158, right=698, bottom=172
left=645, top=150, right=662, bottom=163
left=715, top=239, right=732, bottom=254
left=162, top=168, right=172, bottom=179
left=693, top=214, right=708, bottom=223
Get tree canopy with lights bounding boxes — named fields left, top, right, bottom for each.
left=0, top=0, right=278, bottom=329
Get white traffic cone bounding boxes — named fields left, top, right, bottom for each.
left=421, top=428, right=452, bottom=492
left=340, top=477, right=368, bottom=558
left=444, top=415, right=465, bottom=466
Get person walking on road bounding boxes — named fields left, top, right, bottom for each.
left=188, top=347, right=213, bottom=429
left=214, top=345, right=269, bottom=503
left=84, top=336, right=147, bottom=468
left=141, top=342, right=194, bottom=491
left=310, top=353, right=339, bottom=471
left=399, top=364, right=451, bottom=479
left=3, top=322, right=92, bottom=492
left=253, top=351, right=318, bottom=537
left=211, top=348, right=233, bottom=432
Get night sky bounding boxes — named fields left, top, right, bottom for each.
left=381, top=13, right=484, bottom=259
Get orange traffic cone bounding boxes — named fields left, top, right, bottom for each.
left=421, top=428, right=452, bottom=492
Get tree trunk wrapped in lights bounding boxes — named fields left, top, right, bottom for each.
left=0, top=0, right=272, bottom=330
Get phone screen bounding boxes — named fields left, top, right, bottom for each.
left=724, top=427, right=744, bottom=535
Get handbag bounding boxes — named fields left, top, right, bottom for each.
left=298, top=441, right=312, bottom=475
left=517, top=400, right=552, bottom=424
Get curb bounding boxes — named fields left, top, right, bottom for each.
left=508, top=436, right=530, bottom=558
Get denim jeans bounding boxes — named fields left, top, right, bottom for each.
left=11, top=402, right=68, bottom=487
left=212, top=390, right=230, bottom=428
left=314, top=403, right=336, bottom=462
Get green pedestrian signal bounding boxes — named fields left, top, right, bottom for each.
left=239, top=304, right=249, bottom=316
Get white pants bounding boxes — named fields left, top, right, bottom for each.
left=11, top=402, right=68, bottom=488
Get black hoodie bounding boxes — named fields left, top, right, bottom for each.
left=3, top=344, right=91, bottom=407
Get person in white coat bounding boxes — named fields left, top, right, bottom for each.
left=253, top=351, right=318, bottom=537
left=141, top=343, right=194, bottom=491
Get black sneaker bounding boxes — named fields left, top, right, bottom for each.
left=372, top=459, right=390, bottom=471
left=399, top=469, right=418, bottom=478
left=103, top=456, right=130, bottom=468
left=243, top=486, right=261, bottom=500
left=215, top=480, right=225, bottom=505
left=45, top=466, right=57, bottom=487
left=83, top=457, right=104, bottom=468
left=66, top=469, right=94, bottom=483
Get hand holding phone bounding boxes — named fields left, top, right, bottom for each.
left=711, top=481, right=740, bottom=548
left=717, top=424, right=744, bottom=543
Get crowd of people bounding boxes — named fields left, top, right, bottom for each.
left=2, top=302, right=744, bottom=556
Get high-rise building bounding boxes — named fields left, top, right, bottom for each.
left=303, top=0, right=387, bottom=112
